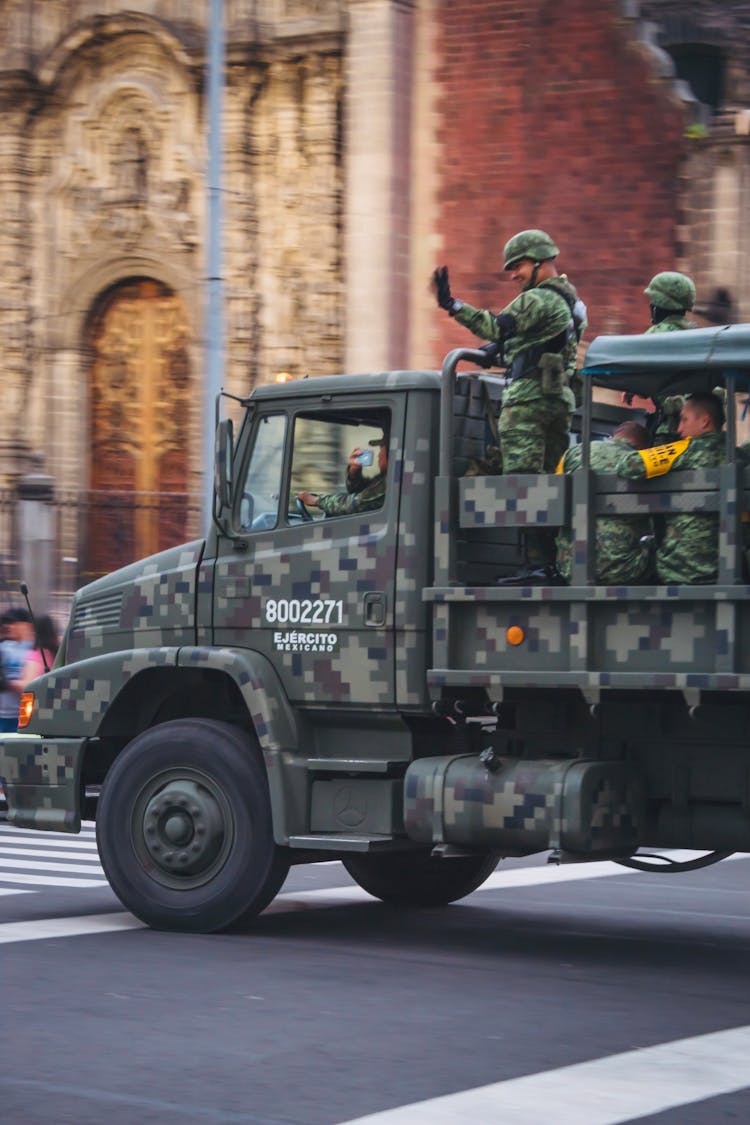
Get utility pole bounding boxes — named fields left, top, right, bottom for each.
left=203, top=0, right=224, bottom=529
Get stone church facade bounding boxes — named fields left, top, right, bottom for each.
left=0, top=0, right=748, bottom=604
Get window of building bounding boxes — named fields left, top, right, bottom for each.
left=665, top=43, right=726, bottom=115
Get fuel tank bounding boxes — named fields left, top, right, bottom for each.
left=404, top=755, right=643, bottom=855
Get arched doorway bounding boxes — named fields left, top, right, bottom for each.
left=84, top=278, right=191, bottom=581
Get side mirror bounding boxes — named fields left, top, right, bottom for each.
left=214, top=419, right=234, bottom=513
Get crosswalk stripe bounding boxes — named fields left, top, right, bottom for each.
left=0, top=834, right=98, bottom=850
left=0, top=872, right=108, bottom=888
left=0, top=846, right=101, bottom=862
left=0, top=912, right=144, bottom=944
left=334, top=1025, right=750, bottom=1125
left=0, top=825, right=103, bottom=892
left=0, top=856, right=105, bottom=875
left=0, top=825, right=96, bottom=835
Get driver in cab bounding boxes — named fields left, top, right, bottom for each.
left=295, top=434, right=387, bottom=517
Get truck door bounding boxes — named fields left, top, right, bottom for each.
left=212, top=397, right=400, bottom=710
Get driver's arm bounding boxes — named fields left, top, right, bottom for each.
left=295, top=489, right=356, bottom=515
left=296, top=490, right=320, bottom=507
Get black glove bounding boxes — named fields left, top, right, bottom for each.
left=432, top=266, right=456, bottom=312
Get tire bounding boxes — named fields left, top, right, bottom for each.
left=96, top=718, right=289, bottom=932
left=343, top=850, right=499, bottom=907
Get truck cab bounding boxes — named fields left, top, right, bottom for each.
left=2, top=324, right=750, bottom=932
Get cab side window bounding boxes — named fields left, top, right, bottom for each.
left=238, top=414, right=287, bottom=531
left=290, top=410, right=389, bottom=521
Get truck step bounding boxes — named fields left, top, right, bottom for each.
left=305, top=758, right=409, bottom=774
left=288, top=834, right=418, bottom=853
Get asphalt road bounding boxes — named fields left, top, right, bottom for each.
left=2, top=820, right=750, bottom=1125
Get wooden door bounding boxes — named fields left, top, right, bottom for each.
left=85, top=279, right=191, bottom=581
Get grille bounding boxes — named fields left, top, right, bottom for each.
left=72, top=591, right=123, bottom=631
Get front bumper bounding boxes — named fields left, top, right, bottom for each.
left=0, top=734, right=86, bottom=832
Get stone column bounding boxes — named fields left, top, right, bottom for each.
left=46, top=347, right=86, bottom=590
left=345, top=0, right=415, bottom=373
left=0, top=76, right=36, bottom=486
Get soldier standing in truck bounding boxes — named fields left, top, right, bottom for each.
left=644, top=271, right=698, bottom=439
left=645, top=271, right=697, bottom=336
left=432, top=229, right=586, bottom=581
left=617, top=392, right=724, bottom=584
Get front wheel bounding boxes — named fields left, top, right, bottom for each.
left=96, top=718, right=288, bottom=932
left=343, top=850, right=499, bottom=907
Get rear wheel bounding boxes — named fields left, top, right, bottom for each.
left=96, top=718, right=288, bottom=932
left=343, top=850, right=499, bottom=907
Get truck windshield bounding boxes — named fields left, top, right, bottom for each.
left=239, top=414, right=287, bottom=531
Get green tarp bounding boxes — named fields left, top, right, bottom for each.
left=582, top=324, right=750, bottom=393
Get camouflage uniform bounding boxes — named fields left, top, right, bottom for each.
left=555, top=439, right=653, bottom=584
left=454, top=276, right=583, bottom=472
left=315, top=469, right=385, bottom=517
left=455, top=276, right=584, bottom=568
left=646, top=319, right=698, bottom=438
left=644, top=272, right=697, bottom=439
left=646, top=315, right=695, bottom=335
left=618, top=433, right=724, bottom=584
left=433, top=231, right=585, bottom=569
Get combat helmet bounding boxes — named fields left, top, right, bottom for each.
left=503, top=229, right=560, bottom=271
left=644, top=271, right=696, bottom=312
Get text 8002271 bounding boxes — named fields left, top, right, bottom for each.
left=264, top=598, right=343, bottom=626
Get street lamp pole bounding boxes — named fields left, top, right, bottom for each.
left=203, top=0, right=225, bottom=530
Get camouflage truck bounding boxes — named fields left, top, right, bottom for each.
left=2, top=324, right=750, bottom=933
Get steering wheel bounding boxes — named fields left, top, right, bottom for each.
left=295, top=497, right=313, bottom=522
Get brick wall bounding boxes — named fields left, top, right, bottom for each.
left=429, top=0, right=687, bottom=362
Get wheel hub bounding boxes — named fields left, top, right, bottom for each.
left=142, top=779, right=225, bottom=876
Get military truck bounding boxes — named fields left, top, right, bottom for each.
left=2, top=324, right=750, bottom=933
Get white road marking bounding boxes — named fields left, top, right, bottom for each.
left=0, top=912, right=145, bottom=944
left=0, top=825, right=96, bottom=839
left=475, top=850, right=747, bottom=891
left=0, top=845, right=102, bottom=862
left=334, top=1025, right=750, bottom=1125
left=0, top=835, right=99, bottom=850
left=0, top=872, right=108, bottom=888
left=0, top=856, right=105, bottom=874
left=0, top=827, right=104, bottom=893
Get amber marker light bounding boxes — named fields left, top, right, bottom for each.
left=18, top=692, right=35, bottom=728
left=274, top=371, right=294, bottom=383
left=506, top=625, right=525, bottom=647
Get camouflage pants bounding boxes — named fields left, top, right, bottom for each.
left=499, top=396, right=571, bottom=566
left=497, top=396, right=571, bottom=472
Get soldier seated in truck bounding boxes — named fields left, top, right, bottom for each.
left=616, top=392, right=724, bottom=584
left=295, top=431, right=387, bottom=518
left=555, top=420, right=653, bottom=585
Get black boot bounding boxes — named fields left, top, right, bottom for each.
left=496, top=564, right=567, bottom=587
left=496, top=530, right=566, bottom=586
